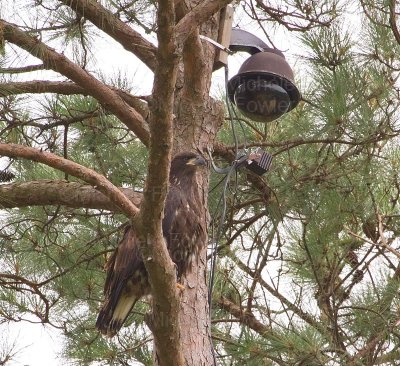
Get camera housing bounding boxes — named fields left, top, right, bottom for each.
left=227, top=51, right=301, bottom=122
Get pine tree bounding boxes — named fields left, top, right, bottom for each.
left=1, top=1, right=400, bottom=365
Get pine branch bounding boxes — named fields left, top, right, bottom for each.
left=0, top=273, right=51, bottom=323
left=0, top=64, right=45, bottom=73
left=252, top=0, right=334, bottom=31
left=348, top=330, right=385, bottom=365
left=1, top=20, right=150, bottom=145
left=208, top=211, right=267, bottom=257
left=217, top=296, right=271, bottom=336
left=0, top=143, right=139, bottom=218
left=58, top=0, right=157, bottom=71
left=0, top=180, right=141, bottom=211
left=389, top=0, right=400, bottom=46
left=213, top=135, right=392, bottom=156
left=133, top=1, right=183, bottom=365
left=227, top=250, right=326, bottom=335
left=0, top=80, right=149, bottom=119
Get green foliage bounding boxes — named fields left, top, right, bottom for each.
left=209, top=3, right=400, bottom=365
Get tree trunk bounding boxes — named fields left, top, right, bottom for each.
left=173, top=96, right=223, bottom=364
left=152, top=7, right=224, bottom=365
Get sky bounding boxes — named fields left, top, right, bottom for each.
left=1, top=321, right=63, bottom=366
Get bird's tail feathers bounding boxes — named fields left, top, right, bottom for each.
left=96, top=295, right=137, bottom=337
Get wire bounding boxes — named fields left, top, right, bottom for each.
left=235, top=110, right=249, bottom=153
left=208, top=66, right=239, bottom=366
left=208, top=165, right=235, bottom=306
left=207, top=64, right=250, bottom=365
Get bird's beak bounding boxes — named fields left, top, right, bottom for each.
left=187, top=156, right=207, bottom=166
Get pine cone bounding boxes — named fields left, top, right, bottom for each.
left=362, top=218, right=379, bottom=242
left=346, top=250, right=359, bottom=268
left=0, top=170, right=15, bottom=182
left=352, top=269, right=364, bottom=283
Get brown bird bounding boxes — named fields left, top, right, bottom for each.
left=96, top=152, right=207, bottom=337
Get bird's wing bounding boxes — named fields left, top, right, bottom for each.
left=104, top=226, right=138, bottom=295
left=163, top=187, right=206, bottom=277
left=96, top=226, right=148, bottom=337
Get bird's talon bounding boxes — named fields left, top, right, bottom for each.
left=176, top=283, right=185, bottom=291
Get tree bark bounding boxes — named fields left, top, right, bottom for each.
left=0, top=180, right=141, bottom=211
left=170, top=5, right=225, bottom=364
left=0, top=144, right=139, bottom=217
left=0, top=80, right=149, bottom=119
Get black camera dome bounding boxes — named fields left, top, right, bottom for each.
left=227, top=51, right=301, bottom=122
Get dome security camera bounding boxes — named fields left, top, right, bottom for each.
left=227, top=51, right=301, bottom=122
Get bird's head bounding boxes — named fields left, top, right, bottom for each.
left=170, top=152, right=207, bottom=181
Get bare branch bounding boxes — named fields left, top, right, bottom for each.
left=389, top=0, right=400, bottom=45
left=1, top=20, right=150, bottom=145
left=58, top=0, right=157, bottom=71
left=347, top=227, right=400, bottom=260
left=0, top=64, right=45, bottom=73
left=213, top=131, right=400, bottom=158
left=0, top=180, right=141, bottom=211
left=251, top=0, right=335, bottom=32
left=0, top=143, right=139, bottom=218
left=0, top=80, right=149, bottom=119
left=217, top=296, right=271, bottom=336
left=227, top=250, right=325, bottom=334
